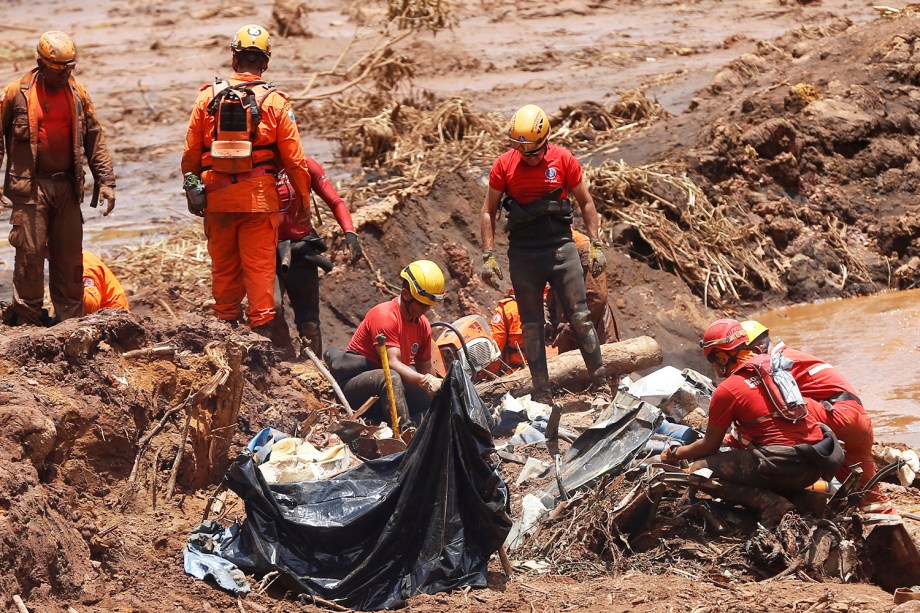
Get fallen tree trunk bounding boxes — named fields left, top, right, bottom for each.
left=474, top=335, right=662, bottom=400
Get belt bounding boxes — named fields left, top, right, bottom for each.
left=35, top=169, right=74, bottom=181
left=205, top=166, right=277, bottom=194
left=821, top=390, right=862, bottom=412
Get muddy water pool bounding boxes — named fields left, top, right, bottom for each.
left=757, top=289, right=920, bottom=447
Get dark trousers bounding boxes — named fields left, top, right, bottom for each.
left=277, top=257, right=320, bottom=330
left=692, top=448, right=822, bottom=492
left=342, top=369, right=432, bottom=426
left=508, top=241, right=587, bottom=326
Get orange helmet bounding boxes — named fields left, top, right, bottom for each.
left=508, top=104, right=549, bottom=155
left=231, top=24, right=272, bottom=58
left=36, top=31, right=76, bottom=68
left=699, top=319, right=747, bottom=360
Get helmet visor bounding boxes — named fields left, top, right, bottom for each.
left=509, top=139, right=546, bottom=156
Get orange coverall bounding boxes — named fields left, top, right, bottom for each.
left=181, top=73, right=312, bottom=328
left=489, top=295, right=526, bottom=372
left=82, top=250, right=129, bottom=314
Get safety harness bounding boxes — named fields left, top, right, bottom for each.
left=204, top=79, right=278, bottom=184
left=500, top=187, right=574, bottom=234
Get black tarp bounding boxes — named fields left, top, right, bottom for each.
left=213, top=363, right=512, bottom=610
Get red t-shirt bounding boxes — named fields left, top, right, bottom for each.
left=346, top=298, right=432, bottom=367
left=772, top=343, right=858, bottom=400
left=35, top=83, right=73, bottom=172
left=488, top=144, right=583, bottom=204
left=709, top=370, right=823, bottom=447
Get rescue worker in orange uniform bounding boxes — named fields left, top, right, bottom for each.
left=489, top=289, right=526, bottom=373
left=663, top=319, right=844, bottom=526
left=546, top=229, right=619, bottom=353
left=82, top=249, right=129, bottom=314
left=326, top=261, right=445, bottom=427
left=181, top=24, right=312, bottom=334
left=0, top=31, right=116, bottom=326
left=275, top=158, right=361, bottom=355
left=480, top=104, right=610, bottom=439
left=740, top=320, right=895, bottom=514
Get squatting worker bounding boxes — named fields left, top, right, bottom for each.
left=480, top=103, right=610, bottom=439
left=546, top=229, right=620, bottom=353
left=662, top=319, right=844, bottom=526
left=488, top=288, right=526, bottom=374
left=82, top=250, right=129, bottom=314
left=0, top=31, right=116, bottom=325
left=740, top=320, right=895, bottom=515
left=275, top=158, right=362, bottom=355
left=181, top=24, right=312, bottom=336
left=325, top=260, right=445, bottom=428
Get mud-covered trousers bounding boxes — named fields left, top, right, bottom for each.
left=277, top=257, right=320, bottom=334
left=8, top=175, right=84, bottom=324
left=342, top=369, right=431, bottom=427
left=204, top=211, right=279, bottom=328
left=508, top=240, right=605, bottom=390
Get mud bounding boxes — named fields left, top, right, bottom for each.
left=2, top=0, right=920, bottom=611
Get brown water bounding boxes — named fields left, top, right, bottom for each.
left=757, top=289, right=920, bottom=447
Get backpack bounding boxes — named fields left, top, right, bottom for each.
left=737, top=351, right=808, bottom=424
left=205, top=79, right=276, bottom=174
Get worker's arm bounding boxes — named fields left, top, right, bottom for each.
left=386, top=345, right=428, bottom=387
left=480, top=186, right=503, bottom=251
left=570, top=180, right=600, bottom=242
left=0, top=81, right=18, bottom=173
left=180, top=94, right=206, bottom=176
left=662, top=422, right=727, bottom=464
left=306, top=157, right=355, bottom=233
left=271, top=93, right=312, bottom=209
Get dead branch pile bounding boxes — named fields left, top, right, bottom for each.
left=388, top=0, right=456, bottom=32
left=587, top=160, right=787, bottom=307
left=550, top=91, right=668, bottom=153
left=109, top=225, right=210, bottom=289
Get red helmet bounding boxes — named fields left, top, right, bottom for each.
left=699, top=318, right=747, bottom=359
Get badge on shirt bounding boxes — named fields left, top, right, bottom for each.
left=491, top=313, right=502, bottom=324
left=83, top=278, right=96, bottom=288
left=411, top=342, right=419, bottom=356
left=545, top=168, right=557, bottom=180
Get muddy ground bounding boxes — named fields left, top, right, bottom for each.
left=3, top=0, right=920, bottom=611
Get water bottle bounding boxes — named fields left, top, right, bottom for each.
left=183, top=172, right=207, bottom=213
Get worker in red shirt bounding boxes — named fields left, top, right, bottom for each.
left=82, top=250, right=129, bottom=314
left=181, top=24, right=312, bottom=336
left=275, top=159, right=361, bottom=355
left=741, top=320, right=895, bottom=514
left=663, top=319, right=844, bottom=526
left=326, top=260, right=445, bottom=426
left=479, top=104, right=610, bottom=439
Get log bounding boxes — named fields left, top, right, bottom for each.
left=474, top=335, right=662, bottom=400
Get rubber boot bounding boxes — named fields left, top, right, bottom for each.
left=250, top=323, right=274, bottom=340
left=570, top=310, right=611, bottom=401
left=298, top=322, right=322, bottom=356
left=523, top=323, right=558, bottom=438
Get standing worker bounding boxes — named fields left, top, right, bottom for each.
left=82, top=249, right=129, bottom=314
left=480, top=103, right=610, bottom=439
left=181, top=24, right=312, bottom=336
left=0, top=31, right=116, bottom=326
left=740, top=320, right=895, bottom=514
left=325, top=260, right=445, bottom=426
left=275, top=159, right=362, bottom=355
left=663, top=319, right=844, bottom=526
left=546, top=229, right=620, bottom=352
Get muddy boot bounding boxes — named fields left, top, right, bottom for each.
left=250, top=323, right=274, bottom=340
left=298, top=322, right=322, bottom=356
left=522, top=323, right=557, bottom=438
left=570, top=310, right=610, bottom=403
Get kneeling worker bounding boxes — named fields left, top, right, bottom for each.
left=663, top=318, right=843, bottom=526
left=82, top=250, right=129, bottom=314
left=326, top=260, right=445, bottom=427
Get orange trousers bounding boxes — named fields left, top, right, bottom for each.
left=824, top=400, right=889, bottom=509
left=204, top=211, right=278, bottom=328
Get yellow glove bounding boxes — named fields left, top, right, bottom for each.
left=481, top=250, right=503, bottom=289
left=589, top=239, right=607, bottom=277
left=98, top=185, right=116, bottom=217
left=420, top=373, right=443, bottom=396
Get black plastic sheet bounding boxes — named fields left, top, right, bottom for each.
left=214, top=363, right=511, bottom=610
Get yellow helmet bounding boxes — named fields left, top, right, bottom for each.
left=36, top=31, right=76, bottom=68
left=230, top=24, right=272, bottom=58
left=740, top=319, right=771, bottom=353
left=400, top=260, right=445, bottom=306
left=508, top=104, right=550, bottom=155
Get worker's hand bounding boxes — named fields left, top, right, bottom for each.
left=187, top=196, right=205, bottom=218
left=481, top=250, right=502, bottom=289
left=420, top=373, right=443, bottom=396
left=661, top=444, right=679, bottom=465
left=99, top=185, right=116, bottom=217
left=344, top=231, right=362, bottom=264
left=588, top=239, right=607, bottom=277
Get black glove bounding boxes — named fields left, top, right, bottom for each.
left=344, top=231, right=362, bottom=264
